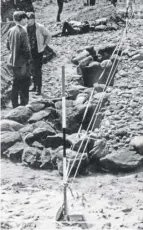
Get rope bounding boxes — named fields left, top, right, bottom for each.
left=66, top=26, right=127, bottom=179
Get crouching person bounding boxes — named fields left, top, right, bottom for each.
left=7, top=11, right=31, bottom=108
left=27, top=12, right=51, bottom=95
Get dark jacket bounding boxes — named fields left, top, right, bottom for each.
left=7, top=24, right=31, bottom=67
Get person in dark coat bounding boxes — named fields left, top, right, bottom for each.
left=7, top=11, right=31, bottom=108
left=26, top=12, right=51, bottom=95
left=57, top=0, right=64, bottom=22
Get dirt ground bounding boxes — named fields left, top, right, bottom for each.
left=1, top=1, right=143, bottom=229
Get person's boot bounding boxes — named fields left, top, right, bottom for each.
left=36, top=86, right=41, bottom=95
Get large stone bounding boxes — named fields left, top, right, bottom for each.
left=67, top=133, right=94, bottom=154
left=89, top=138, right=108, bottom=160
left=100, top=149, right=143, bottom=172
left=28, top=110, right=51, bottom=123
left=35, top=98, right=55, bottom=108
left=72, top=50, right=89, bottom=65
left=26, top=102, right=45, bottom=112
left=65, top=103, right=96, bottom=133
left=0, top=119, right=24, bottom=132
left=33, top=121, right=56, bottom=136
left=67, top=85, right=86, bottom=100
left=3, top=142, right=24, bottom=161
left=131, top=52, right=143, bottom=61
left=4, top=106, right=33, bottom=124
left=22, top=147, right=53, bottom=169
left=55, top=100, right=74, bottom=110
left=130, top=136, right=143, bottom=155
left=19, top=124, right=34, bottom=137
left=1, top=132, right=22, bottom=154
left=82, top=61, right=102, bottom=87
left=33, top=126, right=56, bottom=139
left=74, top=93, right=89, bottom=106
left=56, top=148, right=88, bottom=176
left=41, top=133, right=71, bottom=149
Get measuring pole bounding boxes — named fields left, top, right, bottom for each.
left=62, top=66, right=68, bottom=220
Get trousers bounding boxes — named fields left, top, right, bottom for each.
left=12, top=77, right=30, bottom=108
left=57, top=0, right=63, bottom=21
left=11, top=63, right=30, bottom=108
left=31, top=51, right=43, bottom=88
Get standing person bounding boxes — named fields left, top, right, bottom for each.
left=126, top=0, right=135, bottom=17
left=26, top=12, right=51, bottom=95
left=7, top=11, right=31, bottom=108
left=57, top=0, right=64, bottom=22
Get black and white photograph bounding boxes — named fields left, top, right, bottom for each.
left=1, top=0, right=143, bottom=229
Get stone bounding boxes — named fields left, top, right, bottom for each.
left=19, top=124, right=34, bottom=137
left=33, top=126, right=55, bottom=139
left=72, top=50, right=89, bottom=65
left=22, top=147, right=53, bottom=169
left=82, top=61, right=102, bottom=87
left=56, top=148, right=88, bottom=176
left=138, top=61, right=143, bottom=68
left=24, top=133, right=35, bottom=146
left=32, top=141, right=44, bottom=150
left=1, top=132, right=22, bottom=154
left=100, top=59, right=112, bottom=69
left=0, top=119, right=24, bottom=132
left=41, top=133, right=71, bottom=149
left=65, top=103, right=96, bottom=133
left=74, top=93, right=88, bottom=106
left=4, top=106, right=33, bottom=124
left=93, top=83, right=105, bottom=92
left=100, top=149, right=143, bottom=172
left=26, top=102, right=45, bottom=112
left=77, top=56, right=93, bottom=75
left=130, top=136, right=143, bottom=155
left=3, top=142, right=24, bottom=161
left=33, top=121, right=56, bottom=135
left=67, top=85, right=86, bottom=100
left=28, top=110, right=51, bottom=123
left=89, top=138, right=108, bottom=160
left=131, top=52, right=143, bottom=61
left=68, top=133, right=94, bottom=154
left=34, top=98, right=55, bottom=108
left=55, top=100, right=74, bottom=110
left=95, top=17, right=107, bottom=26
left=118, top=70, right=128, bottom=77
left=115, top=128, right=129, bottom=137
left=94, top=25, right=107, bottom=31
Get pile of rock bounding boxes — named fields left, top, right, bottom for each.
left=1, top=74, right=143, bottom=175
left=72, top=43, right=121, bottom=87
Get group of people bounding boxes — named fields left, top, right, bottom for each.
left=7, top=11, right=51, bottom=108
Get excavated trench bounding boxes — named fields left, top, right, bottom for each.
left=1, top=43, right=123, bottom=176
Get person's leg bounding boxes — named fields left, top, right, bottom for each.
left=11, top=79, right=19, bottom=108
left=57, top=0, right=63, bottom=22
left=19, top=77, right=30, bottom=106
left=35, top=52, right=43, bottom=95
left=62, top=21, right=75, bottom=35
left=29, top=56, right=37, bottom=91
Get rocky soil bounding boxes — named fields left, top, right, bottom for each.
left=1, top=0, right=143, bottom=229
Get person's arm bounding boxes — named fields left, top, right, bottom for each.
left=41, top=25, right=51, bottom=46
left=6, top=30, right=10, bottom=50
left=20, top=31, right=31, bottom=61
